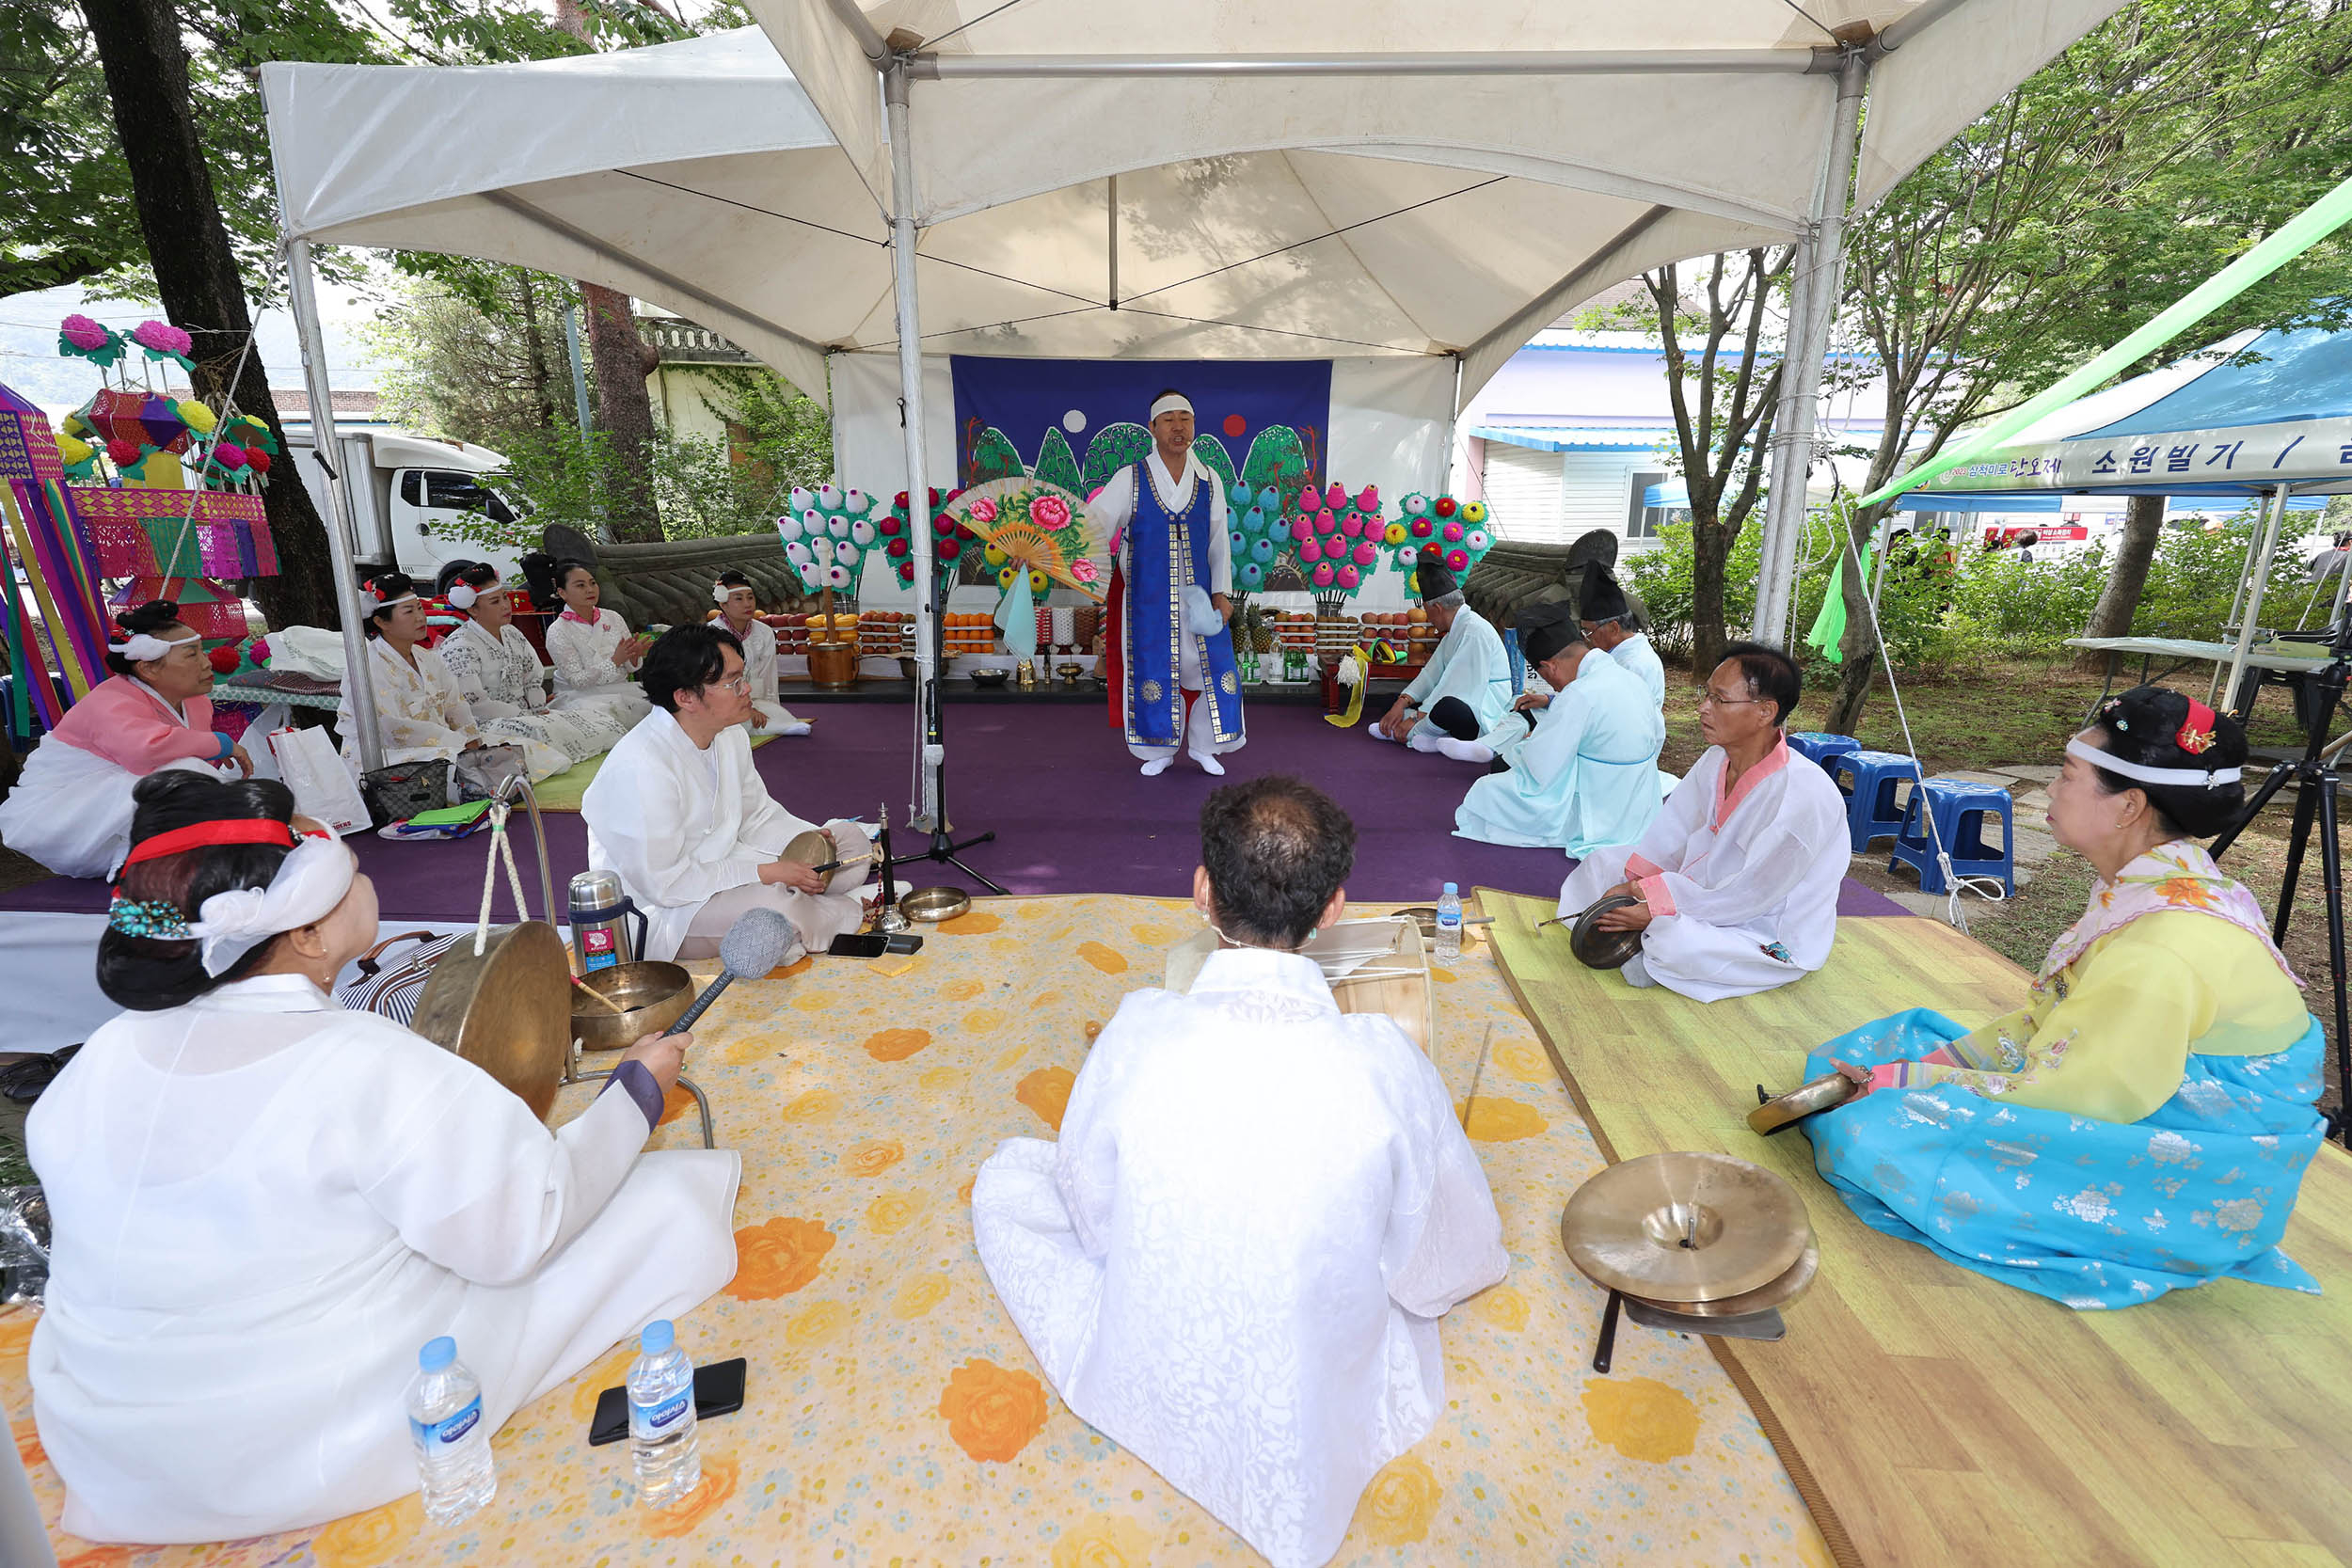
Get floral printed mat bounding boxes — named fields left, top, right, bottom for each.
left=8, top=895, right=1830, bottom=1567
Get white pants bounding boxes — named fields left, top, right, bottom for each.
left=747, top=700, right=809, bottom=736
left=1560, top=847, right=1811, bottom=1004
left=1129, top=689, right=1247, bottom=764
left=679, top=879, right=866, bottom=962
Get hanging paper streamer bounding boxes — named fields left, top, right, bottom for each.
left=994, top=565, right=1039, bottom=658
left=0, top=384, right=110, bottom=729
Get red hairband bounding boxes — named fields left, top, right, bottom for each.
left=123, top=818, right=294, bottom=866
left=2177, top=697, right=2218, bottom=755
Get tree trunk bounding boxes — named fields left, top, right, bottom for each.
left=2074, top=492, right=2166, bottom=672
left=517, top=273, right=561, bottom=432
left=79, top=0, right=338, bottom=630
left=580, top=282, right=663, bottom=541
left=1690, top=515, right=1730, bottom=673
left=1824, top=505, right=1884, bottom=735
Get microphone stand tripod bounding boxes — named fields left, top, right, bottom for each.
left=2210, top=608, right=2352, bottom=1144
left=890, top=562, right=1008, bottom=895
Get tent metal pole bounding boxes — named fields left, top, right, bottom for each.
left=912, top=49, right=1823, bottom=80
left=1872, top=0, right=1981, bottom=55
left=2210, top=498, right=2270, bottom=705
left=284, top=236, right=384, bottom=774
left=822, top=0, right=889, bottom=61
left=1750, top=45, right=1867, bottom=645
left=2217, top=484, right=2291, bottom=717
left=885, top=58, right=943, bottom=832
left=1107, top=173, right=1120, bottom=309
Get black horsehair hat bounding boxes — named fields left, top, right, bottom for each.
left=1414, top=546, right=1460, bottom=601
left=1579, top=562, right=1630, bottom=625
left=1517, top=599, right=1581, bottom=666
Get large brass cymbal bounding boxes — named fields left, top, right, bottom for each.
left=1560, top=1150, right=1811, bottom=1304
left=1662, top=1237, right=1820, bottom=1319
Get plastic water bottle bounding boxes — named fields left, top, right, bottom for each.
left=1435, top=882, right=1463, bottom=960
left=407, top=1336, right=496, bottom=1526
left=628, top=1319, right=701, bottom=1508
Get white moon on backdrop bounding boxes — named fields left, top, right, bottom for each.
left=1062, top=409, right=1087, bottom=434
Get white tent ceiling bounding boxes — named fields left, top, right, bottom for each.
left=263, top=2, right=2122, bottom=410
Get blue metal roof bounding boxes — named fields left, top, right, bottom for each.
left=1471, top=424, right=1675, bottom=453
left=2077, top=324, right=2352, bottom=438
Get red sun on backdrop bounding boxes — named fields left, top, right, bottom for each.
left=1222, top=414, right=1248, bottom=439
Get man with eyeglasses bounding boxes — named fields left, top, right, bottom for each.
left=1557, top=642, right=1850, bottom=1001
left=583, top=623, right=869, bottom=965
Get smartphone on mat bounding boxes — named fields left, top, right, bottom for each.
left=587, top=1356, right=747, bottom=1447
left=827, top=932, right=891, bottom=958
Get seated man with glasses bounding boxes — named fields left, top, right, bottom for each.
left=582, top=624, right=868, bottom=964
left=1556, top=641, right=1850, bottom=1001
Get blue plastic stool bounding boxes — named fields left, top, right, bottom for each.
left=1787, top=731, right=1862, bottom=770
left=1826, top=749, right=1922, bottom=851
left=1888, top=777, right=2015, bottom=896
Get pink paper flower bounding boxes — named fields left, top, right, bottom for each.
left=1071, top=557, right=1100, bottom=585
left=132, top=320, right=192, bottom=356
left=212, top=442, right=250, bottom=471
left=60, top=315, right=110, bottom=351
left=250, top=636, right=272, bottom=667
left=969, top=497, right=1000, bottom=525
left=1028, top=493, right=1070, bottom=530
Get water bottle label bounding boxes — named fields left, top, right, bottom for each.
left=632, top=1390, right=691, bottom=1432
left=1438, top=910, right=1461, bottom=928
left=583, top=949, right=617, bottom=973
left=410, top=1395, right=482, bottom=1449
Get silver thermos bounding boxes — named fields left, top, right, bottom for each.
left=567, top=869, right=645, bottom=975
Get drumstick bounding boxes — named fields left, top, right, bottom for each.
left=1456, top=1022, right=1494, bottom=1132
left=569, top=974, right=628, bottom=1015
left=809, top=849, right=875, bottom=876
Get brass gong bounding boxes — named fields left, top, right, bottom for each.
left=1569, top=895, right=1645, bottom=970
left=1747, top=1070, right=1862, bottom=1135
left=410, top=920, right=574, bottom=1121
left=1560, top=1150, right=1810, bottom=1304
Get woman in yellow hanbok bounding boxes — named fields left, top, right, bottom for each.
left=1804, top=686, right=2325, bottom=1308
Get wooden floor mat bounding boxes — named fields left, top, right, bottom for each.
left=1483, top=888, right=2352, bottom=1568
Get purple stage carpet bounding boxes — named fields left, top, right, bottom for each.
left=0, top=701, right=1907, bottom=923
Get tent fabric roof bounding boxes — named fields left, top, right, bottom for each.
left=262, top=5, right=2125, bottom=407
left=1905, top=325, right=2352, bottom=499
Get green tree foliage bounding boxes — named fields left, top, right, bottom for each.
left=1239, top=425, right=1307, bottom=500
left=1082, top=422, right=1151, bottom=489
left=1033, top=427, right=1083, bottom=491
left=1190, top=434, right=1238, bottom=490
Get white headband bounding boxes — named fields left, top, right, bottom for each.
left=447, top=580, right=490, bottom=610
left=1150, top=393, right=1194, bottom=421
left=186, top=834, right=357, bottom=976
left=359, top=588, right=419, bottom=617
left=714, top=582, right=750, bottom=604
left=110, top=631, right=182, bottom=662
left=2066, top=736, right=2242, bottom=791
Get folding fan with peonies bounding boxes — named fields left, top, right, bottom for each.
left=946, top=477, right=1104, bottom=603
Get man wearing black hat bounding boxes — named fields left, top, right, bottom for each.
left=1577, top=564, right=1664, bottom=713
left=1370, top=549, right=1512, bottom=751
left=1449, top=599, right=1665, bottom=853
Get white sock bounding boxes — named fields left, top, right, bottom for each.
left=1437, top=736, right=1494, bottom=765
left=1621, top=951, right=1657, bottom=988
left=1406, top=731, right=1443, bottom=753
left=774, top=720, right=813, bottom=736
left=1366, top=721, right=1396, bottom=742
left=1139, top=756, right=1173, bottom=777
left=1191, top=752, right=1226, bottom=776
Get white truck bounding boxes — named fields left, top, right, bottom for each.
left=281, top=425, right=529, bottom=585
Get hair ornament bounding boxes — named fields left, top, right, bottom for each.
left=2176, top=696, right=2218, bottom=754
left=107, top=895, right=192, bottom=941
left=110, top=630, right=179, bottom=663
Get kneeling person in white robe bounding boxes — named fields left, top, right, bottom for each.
left=973, top=776, right=1508, bottom=1568
left=27, top=771, right=739, bottom=1543
left=583, top=622, right=866, bottom=964
left=711, top=571, right=811, bottom=736
left=1561, top=641, right=1850, bottom=1001
left=1369, top=548, right=1512, bottom=751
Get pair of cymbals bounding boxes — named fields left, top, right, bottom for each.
left=1560, top=1150, right=1818, bottom=1315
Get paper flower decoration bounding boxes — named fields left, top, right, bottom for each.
left=1357, top=485, right=1380, bottom=512
left=1314, top=510, right=1336, bottom=534
left=1464, top=528, right=1488, bottom=551
left=1295, top=487, right=1320, bottom=512
left=1352, top=542, right=1377, bottom=566
left=1461, top=500, right=1487, bottom=524
left=207, top=644, right=242, bottom=674
left=1409, top=517, right=1435, bottom=538
left=984, top=544, right=1009, bottom=566
left=1402, top=493, right=1430, bottom=516
left=250, top=637, right=272, bottom=667
left=1027, top=568, right=1048, bottom=593
left=56, top=433, right=92, bottom=467
left=105, top=437, right=142, bottom=467
left=1340, top=512, right=1363, bottom=538
left=878, top=514, right=901, bottom=536
left=818, top=483, right=841, bottom=508
left=1300, top=538, right=1323, bottom=562
left=1383, top=521, right=1408, bottom=546
left=212, top=443, right=249, bottom=471
left=790, top=485, right=816, bottom=512
left=850, top=519, right=876, bottom=546
left=933, top=515, right=957, bottom=536
left=131, top=320, right=194, bottom=369
left=177, top=400, right=217, bottom=436
left=1325, top=483, right=1349, bottom=510
left=996, top=564, right=1019, bottom=589
left=824, top=563, right=852, bottom=589
left=1311, top=562, right=1336, bottom=587
left=886, top=537, right=910, bottom=558
left=1441, top=520, right=1464, bottom=543
left=776, top=515, right=804, bottom=542
left=1444, top=547, right=1470, bottom=572
left=1338, top=564, right=1359, bottom=588
left=58, top=315, right=124, bottom=368
left=1257, top=486, right=1280, bottom=513
left=1434, top=496, right=1457, bottom=518
left=1239, top=561, right=1265, bottom=589
left=1290, top=518, right=1313, bottom=543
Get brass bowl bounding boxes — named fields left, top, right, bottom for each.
left=899, top=885, right=972, bottom=923
left=1397, top=905, right=1438, bottom=941
left=571, top=960, right=693, bottom=1052
left=1747, top=1071, right=1861, bottom=1135
left=1057, top=661, right=1084, bottom=687
left=969, top=668, right=1010, bottom=689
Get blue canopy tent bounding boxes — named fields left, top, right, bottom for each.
left=1891, top=323, right=2352, bottom=704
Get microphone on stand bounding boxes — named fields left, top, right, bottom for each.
left=664, top=908, right=796, bottom=1036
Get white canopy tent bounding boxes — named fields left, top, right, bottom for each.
left=262, top=1, right=2124, bottom=803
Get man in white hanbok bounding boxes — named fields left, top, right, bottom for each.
left=1581, top=566, right=1665, bottom=712
left=974, top=777, right=1507, bottom=1568
left=1448, top=601, right=1665, bottom=854
left=583, top=623, right=867, bottom=964
left=1369, top=549, right=1511, bottom=752
left=28, top=771, right=737, bottom=1543
left=1561, top=642, right=1850, bottom=1001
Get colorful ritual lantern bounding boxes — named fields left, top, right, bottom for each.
left=0, top=383, right=112, bottom=735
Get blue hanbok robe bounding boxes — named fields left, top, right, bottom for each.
left=1396, top=607, right=1512, bottom=742
left=1454, top=652, right=1663, bottom=854
left=1803, top=1009, right=2326, bottom=1309
left=1610, top=631, right=1666, bottom=710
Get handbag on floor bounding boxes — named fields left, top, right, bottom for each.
left=359, top=758, right=451, bottom=826
left=453, top=744, right=528, bottom=803
left=335, top=930, right=460, bottom=1028
left=269, top=724, right=371, bottom=835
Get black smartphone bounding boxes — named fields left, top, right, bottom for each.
left=587, top=1356, right=747, bottom=1447
left=827, top=932, right=891, bottom=958
left=884, top=933, right=923, bottom=955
